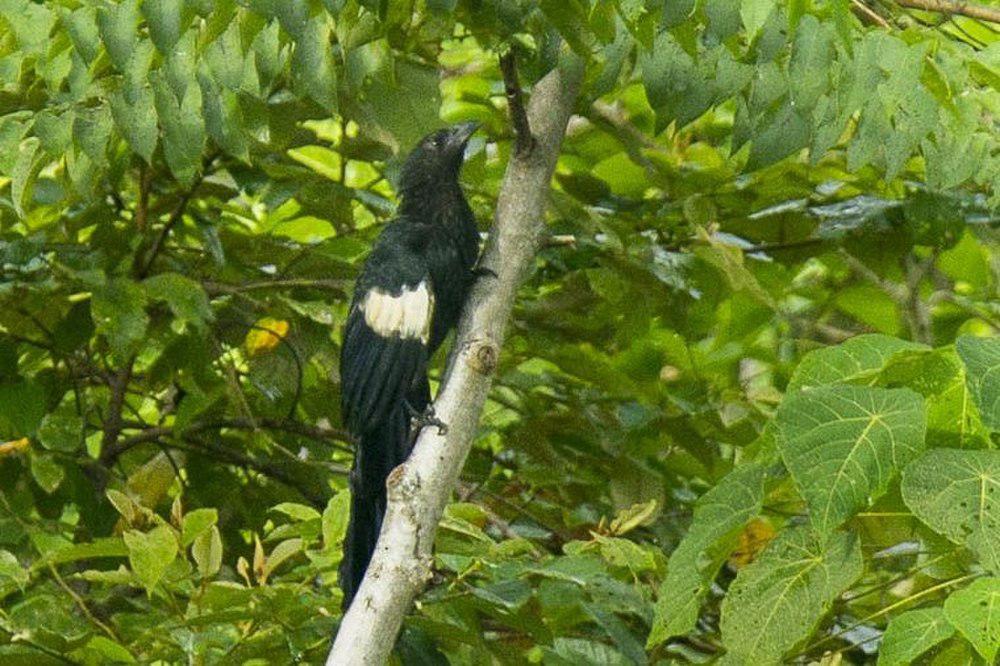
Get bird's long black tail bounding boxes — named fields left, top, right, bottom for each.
left=339, top=405, right=411, bottom=609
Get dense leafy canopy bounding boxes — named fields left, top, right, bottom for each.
left=0, top=0, right=998, bottom=663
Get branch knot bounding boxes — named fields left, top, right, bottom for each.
left=465, top=338, right=499, bottom=375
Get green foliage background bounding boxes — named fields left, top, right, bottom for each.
left=0, top=0, right=998, bottom=663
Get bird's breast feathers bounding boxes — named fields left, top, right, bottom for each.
left=359, top=280, right=435, bottom=344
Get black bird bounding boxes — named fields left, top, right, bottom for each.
left=339, top=122, right=481, bottom=608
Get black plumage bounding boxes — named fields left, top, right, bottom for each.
left=339, top=122, right=481, bottom=608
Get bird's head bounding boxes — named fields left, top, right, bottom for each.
left=398, top=122, right=479, bottom=197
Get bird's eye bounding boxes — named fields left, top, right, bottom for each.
left=433, top=135, right=446, bottom=149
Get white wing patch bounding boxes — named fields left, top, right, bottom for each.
left=360, top=280, right=434, bottom=343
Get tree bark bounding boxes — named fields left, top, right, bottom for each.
left=325, top=55, right=583, bottom=665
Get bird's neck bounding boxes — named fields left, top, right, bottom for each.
left=398, top=180, right=473, bottom=234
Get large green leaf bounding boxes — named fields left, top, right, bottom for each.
left=956, top=336, right=1000, bottom=431
left=648, top=462, right=766, bottom=647
left=719, top=526, right=863, bottom=664
left=877, top=606, right=955, bottom=666
left=943, top=578, right=1000, bottom=663
left=777, top=385, right=926, bottom=534
left=881, top=348, right=990, bottom=449
left=787, top=334, right=926, bottom=392
left=902, top=449, right=1000, bottom=573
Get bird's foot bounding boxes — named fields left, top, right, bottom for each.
left=406, top=402, right=449, bottom=435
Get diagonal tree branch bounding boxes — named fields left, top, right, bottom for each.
left=326, top=54, right=584, bottom=664
left=894, top=0, right=1000, bottom=24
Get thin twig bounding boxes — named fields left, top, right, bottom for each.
left=176, top=436, right=332, bottom=508
left=929, top=290, right=1000, bottom=329
left=895, top=0, right=1000, bottom=24
left=852, top=0, right=891, bottom=26
left=103, top=418, right=353, bottom=462
left=801, top=572, right=978, bottom=655
left=134, top=187, right=198, bottom=279
left=46, top=562, right=120, bottom=641
left=203, top=278, right=351, bottom=296
left=134, top=162, right=152, bottom=232
left=499, top=50, right=534, bottom=156
left=98, top=363, right=134, bottom=469
left=839, top=250, right=908, bottom=303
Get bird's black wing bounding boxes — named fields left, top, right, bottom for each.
left=340, top=223, right=434, bottom=436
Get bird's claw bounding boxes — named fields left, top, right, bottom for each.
left=406, top=403, right=449, bottom=435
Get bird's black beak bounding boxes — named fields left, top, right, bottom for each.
left=448, top=121, right=480, bottom=151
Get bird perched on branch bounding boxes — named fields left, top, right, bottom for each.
left=339, top=122, right=481, bottom=609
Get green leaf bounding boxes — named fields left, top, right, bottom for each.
left=956, top=336, right=1000, bottom=431
left=271, top=502, right=322, bottom=522
left=322, top=492, right=350, bottom=550
left=34, top=108, right=74, bottom=157
left=943, top=578, right=1000, bottom=663
left=141, top=0, right=185, bottom=53
left=292, top=12, right=337, bottom=111
left=73, top=104, right=113, bottom=164
left=40, top=538, right=128, bottom=565
left=252, top=20, right=284, bottom=90
left=0, top=550, right=28, bottom=590
left=546, top=638, right=630, bottom=665
left=203, top=21, right=245, bottom=91
left=152, top=71, right=205, bottom=185
left=902, top=449, right=1000, bottom=574
left=197, top=66, right=249, bottom=161
left=10, top=137, right=41, bottom=218
left=639, top=32, right=713, bottom=130
left=192, top=525, right=222, bottom=578
left=0, top=381, right=46, bottom=439
left=788, top=14, right=833, bottom=111
left=124, top=525, right=178, bottom=592
left=97, top=0, right=139, bottom=71
left=720, top=526, right=862, bottom=664
left=110, top=85, right=158, bottom=163
left=358, top=61, right=441, bottom=150
left=788, top=335, right=927, bottom=392
left=261, top=538, right=303, bottom=582
left=649, top=463, right=766, bottom=646
left=180, top=508, right=218, bottom=547
left=693, top=232, right=775, bottom=307
left=92, top=278, right=149, bottom=360
left=741, top=0, right=775, bottom=43
left=287, top=145, right=342, bottom=181
left=877, top=607, right=955, bottom=666
left=72, top=636, right=136, bottom=664
left=776, top=385, right=926, bottom=534
left=881, top=349, right=990, bottom=449
left=539, top=0, right=597, bottom=56
left=106, top=489, right=140, bottom=524
left=30, top=452, right=64, bottom=493
left=63, top=6, right=100, bottom=63
left=143, top=273, right=213, bottom=329
left=37, top=400, right=83, bottom=453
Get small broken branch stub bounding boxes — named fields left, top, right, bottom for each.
left=466, top=339, right=499, bottom=375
